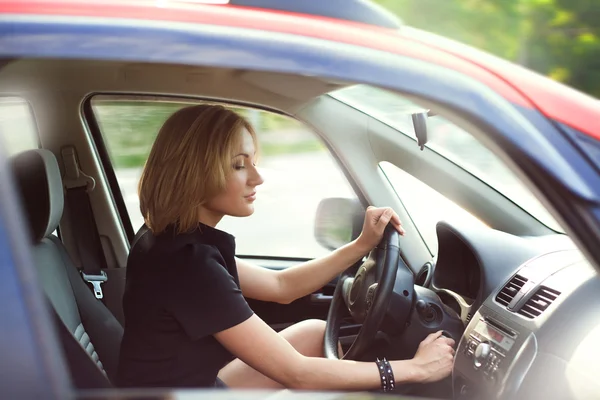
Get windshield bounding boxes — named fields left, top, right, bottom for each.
left=330, top=85, right=562, bottom=232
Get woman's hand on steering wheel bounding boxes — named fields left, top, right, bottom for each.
left=356, top=206, right=405, bottom=253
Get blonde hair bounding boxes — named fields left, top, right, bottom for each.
left=138, top=104, right=256, bottom=234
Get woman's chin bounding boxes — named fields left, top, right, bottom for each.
left=231, top=206, right=255, bottom=217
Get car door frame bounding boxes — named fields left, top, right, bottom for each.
left=81, top=93, right=363, bottom=328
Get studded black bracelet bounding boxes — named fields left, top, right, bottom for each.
left=375, top=357, right=396, bottom=392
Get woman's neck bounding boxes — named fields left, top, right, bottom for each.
left=197, top=207, right=223, bottom=228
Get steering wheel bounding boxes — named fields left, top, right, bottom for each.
left=324, top=224, right=407, bottom=360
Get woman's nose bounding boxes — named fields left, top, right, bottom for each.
left=250, top=165, right=264, bottom=186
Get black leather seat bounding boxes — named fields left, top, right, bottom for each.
left=11, top=149, right=123, bottom=387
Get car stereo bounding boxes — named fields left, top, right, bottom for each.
left=453, top=306, right=532, bottom=399
left=463, top=317, right=517, bottom=381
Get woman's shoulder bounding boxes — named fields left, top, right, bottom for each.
left=129, top=225, right=226, bottom=270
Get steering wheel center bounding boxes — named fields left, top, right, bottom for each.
left=349, top=269, right=365, bottom=304
left=346, top=264, right=377, bottom=322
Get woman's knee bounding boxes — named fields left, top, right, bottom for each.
left=281, top=319, right=326, bottom=357
left=297, top=319, right=327, bottom=334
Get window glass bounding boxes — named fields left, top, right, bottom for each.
left=91, top=97, right=357, bottom=258
left=331, top=85, right=562, bottom=232
left=0, top=97, right=39, bottom=155
left=380, top=161, right=486, bottom=254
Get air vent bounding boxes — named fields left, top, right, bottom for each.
left=495, top=274, right=528, bottom=307
left=465, top=313, right=472, bottom=323
left=415, top=263, right=432, bottom=287
left=517, top=286, right=561, bottom=319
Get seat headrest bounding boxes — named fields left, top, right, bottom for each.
left=11, top=149, right=64, bottom=242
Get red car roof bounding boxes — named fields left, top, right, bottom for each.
left=2, top=0, right=599, bottom=140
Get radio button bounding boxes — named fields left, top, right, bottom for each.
left=465, top=338, right=478, bottom=357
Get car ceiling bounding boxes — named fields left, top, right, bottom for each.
left=0, top=58, right=348, bottom=114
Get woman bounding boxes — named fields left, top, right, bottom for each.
left=117, top=104, right=455, bottom=391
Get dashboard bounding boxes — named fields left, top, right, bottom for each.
left=429, top=221, right=600, bottom=399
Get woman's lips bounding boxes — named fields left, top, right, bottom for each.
left=245, top=192, right=257, bottom=201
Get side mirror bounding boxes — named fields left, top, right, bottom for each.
left=314, top=198, right=364, bottom=251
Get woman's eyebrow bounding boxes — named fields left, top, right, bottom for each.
left=232, top=151, right=256, bottom=159
left=232, top=153, right=250, bottom=158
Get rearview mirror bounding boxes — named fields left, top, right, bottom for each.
left=314, top=198, right=364, bottom=251
left=411, top=111, right=430, bottom=150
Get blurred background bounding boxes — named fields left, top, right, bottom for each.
left=1, top=0, right=598, bottom=259
left=375, top=0, right=600, bottom=99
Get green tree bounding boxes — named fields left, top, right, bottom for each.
left=374, top=0, right=600, bottom=98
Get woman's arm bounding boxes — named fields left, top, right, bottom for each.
left=237, top=207, right=404, bottom=304
left=275, top=238, right=372, bottom=304
left=236, top=239, right=369, bottom=304
left=215, top=314, right=454, bottom=390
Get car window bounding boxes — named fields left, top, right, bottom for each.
left=331, top=85, right=562, bottom=233
left=380, top=161, right=486, bottom=255
left=90, top=97, right=357, bottom=259
left=0, top=97, right=39, bottom=155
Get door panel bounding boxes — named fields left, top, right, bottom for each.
left=243, top=260, right=360, bottom=351
left=245, top=277, right=336, bottom=329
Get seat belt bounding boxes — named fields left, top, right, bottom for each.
left=61, top=146, right=108, bottom=300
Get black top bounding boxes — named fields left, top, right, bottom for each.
left=117, top=224, right=253, bottom=388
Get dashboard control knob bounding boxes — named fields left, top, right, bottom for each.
left=473, top=342, right=491, bottom=369
left=415, top=300, right=437, bottom=322
left=459, top=384, right=469, bottom=396
left=416, top=299, right=427, bottom=312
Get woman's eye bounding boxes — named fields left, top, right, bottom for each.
left=234, top=164, right=245, bottom=170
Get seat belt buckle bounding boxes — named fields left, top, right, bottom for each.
left=81, top=271, right=108, bottom=299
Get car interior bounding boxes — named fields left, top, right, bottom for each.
left=3, top=57, right=600, bottom=399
